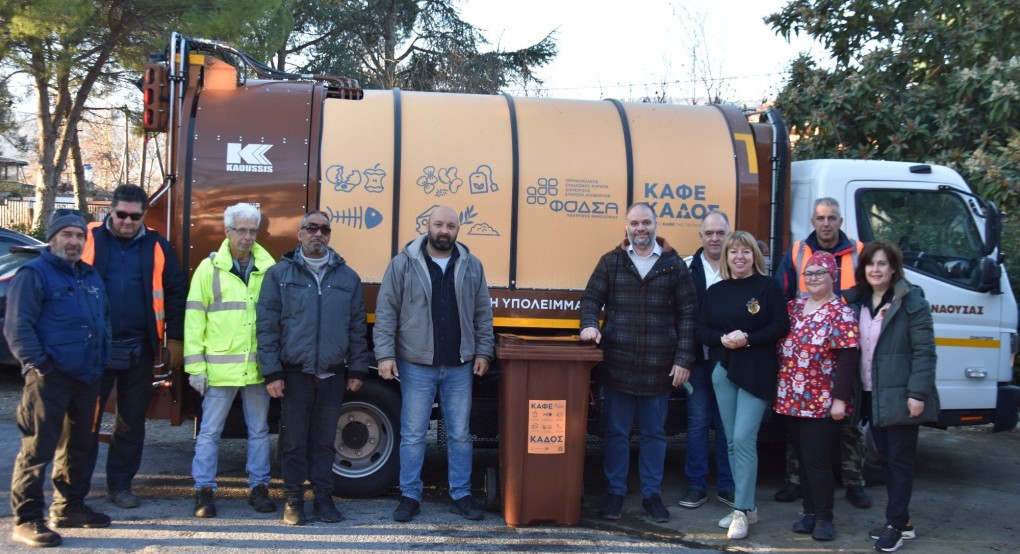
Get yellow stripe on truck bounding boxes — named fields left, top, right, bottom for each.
left=366, top=313, right=579, bottom=329
left=733, top=133, right=758, bottom=174
left=935, top=337, right=1001, bottom=348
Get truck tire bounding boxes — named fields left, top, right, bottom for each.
left=332, top=379, right=401, bottom=498
left=993, top=385, right=1020, bottom=432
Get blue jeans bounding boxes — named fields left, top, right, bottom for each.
left=192, top=384, right=271, bottom=490
left=872, top=423, right=919, bottom=529
left=685, top=360, right=734, bottom=492
left=712, top=363, right=766, bottom=511
left=602, top=385, right=669, bottom=498
left=398, top=360, right=474, bottom=501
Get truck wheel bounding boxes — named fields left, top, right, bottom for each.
left=332, top=379, right=401, bottom=498
left=993, top=385, right=1020, bottom=432
left=484, top=465, right=499, bottom=511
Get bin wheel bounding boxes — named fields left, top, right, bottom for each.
left=484, top=465, right=499, bottom=511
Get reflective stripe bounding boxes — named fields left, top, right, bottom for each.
left=186, top=300, right=206, bottom=310
left=184, top=353, right=258, bottom=365
left=207, top=302, right=247, bottom=312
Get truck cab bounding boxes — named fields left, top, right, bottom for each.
left=789, top=159, right=1019, bottom=430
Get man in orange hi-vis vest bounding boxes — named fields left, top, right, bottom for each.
left=79, top=184, right=187, bottom=511
left=773, top=197, right=871, bottom=512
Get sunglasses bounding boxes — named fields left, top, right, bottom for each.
left=53, top=208, right=85, bottom=217
left=115, top=210, right=144, bottom=221
left=301, top=224, right=332, bottom=235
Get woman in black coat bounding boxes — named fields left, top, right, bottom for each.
left=843, top=240, right=938, bottom=553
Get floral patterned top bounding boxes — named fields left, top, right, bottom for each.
left=776, top=297, right=860, bottom=418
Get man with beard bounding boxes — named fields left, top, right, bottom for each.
left=580, top=202, right=697, bottom=523
left=6, top=210, right=111, bottom=547
left=375, top=205, right=494, bottom=523
left=256, top=211, right=370, bottom=526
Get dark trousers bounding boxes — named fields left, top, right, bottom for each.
left=10, top=369, right=101, bottom=524
left=83, top=343, right=155, bottom=495
left=279, top=372, right=346, bottom=502
left=791, top=415, right=841, bottom=521
left=872, top=422, right=919, bottom=529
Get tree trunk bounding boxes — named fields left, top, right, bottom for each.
left=71, top=129, right=88, bottom=213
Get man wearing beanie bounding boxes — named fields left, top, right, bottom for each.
left=79, top=184, right=187, bottom=510
left=5, top=209, right=112, bottom=547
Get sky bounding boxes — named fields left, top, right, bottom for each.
left=458, top=0, right=827, bottom=105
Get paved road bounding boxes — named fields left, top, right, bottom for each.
left=2, top=370, right=1019, bottom=552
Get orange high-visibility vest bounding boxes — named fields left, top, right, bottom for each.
left=81, top=221, right=167, bottom=340
left=792, top=239, right=864, bottom=297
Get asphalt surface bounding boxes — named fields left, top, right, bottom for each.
left=1, top=369, right=1019, bottom=553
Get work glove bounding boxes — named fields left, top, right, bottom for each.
left=189, top=374, right=209, bottom=396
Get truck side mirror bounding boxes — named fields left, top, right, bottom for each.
left=976, top=257, right=1001, bottom=294
left=983, top=199, right=1001, bottom=257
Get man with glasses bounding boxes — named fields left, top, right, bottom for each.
left=6, top=210, right=111, bottom=547
left=185, top=203, right=276, bottom=518
left=375, top=205, right=494, bottom=523
left=80, top=184, right=187, bottom=510
left=256, top=210, right=370, bottom=526
left=773, top=197, right=871, bottom=510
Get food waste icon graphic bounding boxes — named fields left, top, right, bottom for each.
left=325, top=206, right=384, bottom=229
left=328, top=163, right=386, bottom=193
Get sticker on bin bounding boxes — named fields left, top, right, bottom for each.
left=528, top=400, right=567, bottom=454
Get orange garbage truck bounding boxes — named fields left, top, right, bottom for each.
left=136, top=33, right=1016, bottom=498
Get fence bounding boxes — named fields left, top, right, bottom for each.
left=0, top=199, right=111, bottom=229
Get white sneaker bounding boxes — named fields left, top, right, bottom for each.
left=717, top=507, right=758, bottom=528
left=727, top=510, right=749, bottom=539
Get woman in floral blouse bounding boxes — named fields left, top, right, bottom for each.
left=776, top=251, right=860, bottom=541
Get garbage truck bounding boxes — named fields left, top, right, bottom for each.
left=136, top=33, right=1018, bottom=497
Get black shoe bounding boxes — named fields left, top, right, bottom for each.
left=874, top=525, right=904, bottom=552
left=313, top=496, right=343, bottom=523
left=600, top=493, right=624, bottom=520
left=393, top=496, right=421, bottom=522
left=194, top=487, right=217, bottom=518
left=106, top=490, right=140, bottom=509
left=50, top=504, right=111, bottom=528
left=717, top=489, right=736, bottom=509
left=676, top=488, right=708, bottom=509
left=812, top=519, right=836, bottom=541
left=248, top=484, right=276, bottom=513
left=846, top=485, right=873, bottom=509
left=642, top=494, right=670, bottom=523
left=774, top=482, right=801, bottom=502
left=11, top=520, right=62, bottom=547
left=449, top=495, right=484, bottom=520
left=870, top=523, right=915, bottom=540
left=283, top=501, right=306, bottom=526
left=792, top=513, right=816, bottom=534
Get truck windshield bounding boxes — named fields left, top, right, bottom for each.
left=857, top=189, right=986, bottom=289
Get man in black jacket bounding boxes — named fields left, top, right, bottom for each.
left=81, top=185, right=186, bottom=510
left=677, top=210, right=735, bottom=511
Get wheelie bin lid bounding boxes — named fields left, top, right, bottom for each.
left=495, top=334, right=604, bottom=361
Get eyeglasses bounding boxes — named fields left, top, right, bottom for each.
left=53, top=208, right=84, bottom=217
left=802, top=270, right=830, bottom=280
left=114, top=210, right=144, bottom=221
left=228, top=227, right=258, bottom=237
left=301, top=224, right=332, bottom=235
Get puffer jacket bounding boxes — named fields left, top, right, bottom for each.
left=373, top=235, right=494, bottom=365
left=256, top=246, right=370, bottom=383
left=184, top=239, right=276, bottom=386
left=579, top=237, right=698, bottom=396
left=845, top=280, right=939, bottom=427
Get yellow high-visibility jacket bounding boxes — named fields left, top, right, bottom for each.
left=184, top=239, right=276, bottom=386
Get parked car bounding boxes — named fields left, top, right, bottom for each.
left=0, top=227, right=42, bottom=255
left=0, top=244, right=44, bottom=368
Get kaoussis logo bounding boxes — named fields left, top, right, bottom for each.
left=226, top=143, right=274, bottom=173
